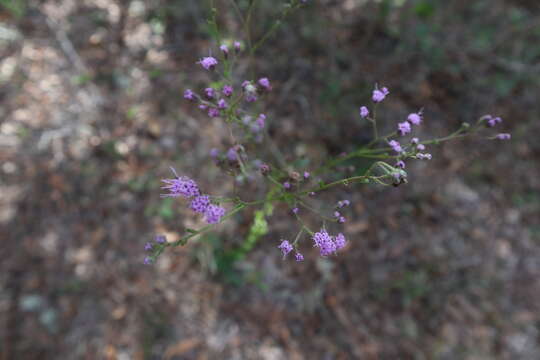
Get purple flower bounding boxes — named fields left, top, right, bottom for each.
left=416, top=144, right=426, bottom=151
left=312, top=229, right=336, bottom=257
left=407, top=112, right=422, bottom=125
left=204, top=204, right=225, bottom=224
left=190, top=195, right=210, bottom=213
left=360, top=106, right=369, bottom=118
left=199, top=104, right=208, bottom=110
left=495, top=133, right=511, bottom=140
left=389, top=140, right=403, bottom=153
left=208, top=107, right=219, bottom=118
left=226, top=148, right=238, bottom=161
left=488, top=116, right=503, bottom=127
left=338, top=216, right=346, bottom=224
left=242, top=81, right=258, bottom=102
left=220, top=44, right=229, bottom=57
left=334, top=211, right=341, bottom=218
left=143, top=256, right=152, bottom=265
left=283, top=182, right=291, bottom=190
left=309, top=192, right=316, bottom=196
left=337, top=200, right=350, bottom=208
left=372, top=86, right=389, bottom=103
left=278, top=240, right=293, bottom=257
left=222, top=85, right=233, bottom=97
left=198, top=56, right=218, bottom=70
left=144, top=242, right=153, bottom=251
left=155, top=235, right=167, bottom=244
left=258, top=77, right=272, bottom=91
left=398, top=121, right=411, bottom=136
left=335, top=233, right=346, bottom=250
left=234, top=41, right=241, bottom=52
left=161, top=171, right=200, bottom=198
left=184, top=89, right=195, bottom=101
left=396, top=160, right=406, bottom=169
left=292, top=207, right=299, bottom=214
left=205, top=87, right=215, bottom=99
left=218, top=99, right=228, bottom=109
left=304, top=171, right=310, bottom=179
left=210, top=148, right=219, bottom=159
left=256, top=114, right=266, bottom=129
left=295, top=252, right=304, bottom=261
left=411, top=137, right=419, bottom=145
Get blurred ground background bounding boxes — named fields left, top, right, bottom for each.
left=1, top=0, right=540, bottom=359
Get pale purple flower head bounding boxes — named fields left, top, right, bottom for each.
left=398, top=121, right=411, bottom=136
left=199, top=104, right=208, bottom=110
left=242, top=81, right=258, bottom=102
left=205, top=87, right=215, bottom=99
left=304, top=171, right=310, bottom=179
left=227, top=148, right=238, bottom=161
left=222, top=85, right=233, bottom=97
left=184, top=89, right=195, bottom=101
left=161, top=171, right=200, bottom=198
left=407, top=112, right=422, bottom=125
left=313, top=229, right=336, bottom=257
left=233, top=41, right=241, bottom=52
left=208, top=107, right=219, bottom=118
left=360, top=106, right=369, bottom=118
left=144, top=242, right=153, bottom=251
left=204, top=204, right=225, bottom=224
left=220, top=44, right=229, bottom=56
left=198, top=56, right=218, bottom=70
left=335, top=233, right=346, bottom=250
left=283, top=182, right=291, bottom=190
left=295, top=252, right=304, bottom=261
left=258, top=77, right=272, bottom=91
left=155, top=235, right=167, bottom=244
left=292, top=207, right=299, bottom=214
left=190, top=195, right=210, bottom=213
left=416, top=143, right=426, bottom=151
left=337, top=200, right=350, bottom=208
left=488, top=116, right=503, bottom=127
left=389, top=140, right=403, bottom=153
left=372, top=86, right=389, bottom=103
left=411, top=137, right=419, bottom=145
left=256, top=114, right=266, bottom=129
left=278, top=240, right=293, bottom=257
left=210, top=148, right=219, bottom=159
left=396, top=160, right=406, bottom=169
left=495, top=133, right=511, bottom=140
left=143, top=256, right=152, bottom=265
left=338, top=216, right=346, bottom=224
left=218, top=99, right=228, bottom=109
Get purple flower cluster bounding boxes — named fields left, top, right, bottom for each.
left=197, top=56, right=218, bottom=70
left=161, top=168, right=226, bottom=224
left=398, top=111, right=423, bottom=136
left=143, top=235, right=168, bottom=265
left=278, top=240, right=304, bottom=261
left=372, top=85, right=390, bottom=103
left=312, top=229, right=347, bottom=256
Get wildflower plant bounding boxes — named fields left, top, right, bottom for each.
left=144, top=0, right=511, bottom=265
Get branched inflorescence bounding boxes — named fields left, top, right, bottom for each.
left=144, top=0, right=511, bottom=265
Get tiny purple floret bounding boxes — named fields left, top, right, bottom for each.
left=360, top=106, right=369, bottom=118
